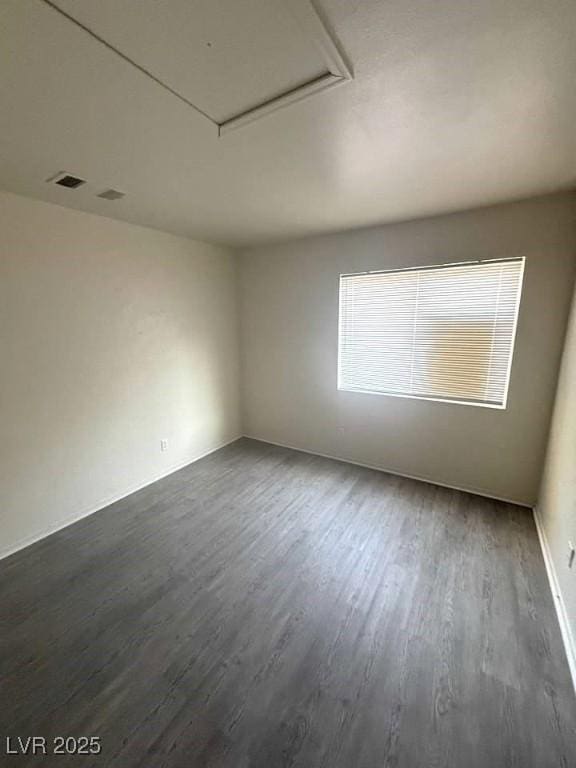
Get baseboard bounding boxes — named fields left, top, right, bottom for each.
left=0, top=434, right=242, bottom=563
left=243, top=434, right=532, bottom=508
left=533, top=506, right=576, bottom=694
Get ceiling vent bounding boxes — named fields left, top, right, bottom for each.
left=97, top=189, right=125, bottom=201
left=46, top=171, right=86, bottom=189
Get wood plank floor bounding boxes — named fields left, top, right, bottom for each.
left=1, top=438, right=575, bottom=767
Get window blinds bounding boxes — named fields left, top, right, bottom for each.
left=338, top=258, right=524, bottom=407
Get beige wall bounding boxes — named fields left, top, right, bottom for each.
left=538, top=282, right=576, bottom=671
left=0, top=190, right=240, bottom=557
left=239, top=193, right=576, bottom=505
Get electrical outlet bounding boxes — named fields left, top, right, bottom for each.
left=569, top=541, right=575, bottom=569
left=160, top=439, right=168, bottom=452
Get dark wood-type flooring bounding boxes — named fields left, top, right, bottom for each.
left=1, top=438, right=575, bottom=767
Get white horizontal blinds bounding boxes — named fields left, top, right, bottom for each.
left=339, top=270, right=419, bottom=395
left=338, top=258, right=524, bottom=406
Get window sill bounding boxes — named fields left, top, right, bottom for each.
left=336, top=385, right=507, bottom=410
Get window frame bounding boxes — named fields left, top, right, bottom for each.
left=337, top=257, right=525, bottom=409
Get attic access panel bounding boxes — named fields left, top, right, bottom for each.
left=44, top=0, right=351, bottom=134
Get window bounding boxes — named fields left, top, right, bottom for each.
left=338, top=257, right=525, bottom=408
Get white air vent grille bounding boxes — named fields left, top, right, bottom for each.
left=97, top=189, right=125, bottom=201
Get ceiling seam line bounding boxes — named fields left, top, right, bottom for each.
left=39, top=0, right=218, bottom=129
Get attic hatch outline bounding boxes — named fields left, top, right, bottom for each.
left=41, top=0, right=353, bottom=136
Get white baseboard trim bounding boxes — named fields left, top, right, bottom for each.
left=243, top=434, right=532, bottom=508
left=533, top=506, right=576, bottom=694
left=0, top=435, right=242, bottom=563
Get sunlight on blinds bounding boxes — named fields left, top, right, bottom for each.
left=338, top=258, right=525, bottom=408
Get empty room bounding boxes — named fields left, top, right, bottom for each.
left=1, top=0, right=576, bottom=766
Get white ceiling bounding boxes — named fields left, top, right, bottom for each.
left=0, top=0, right=575, bottom=246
